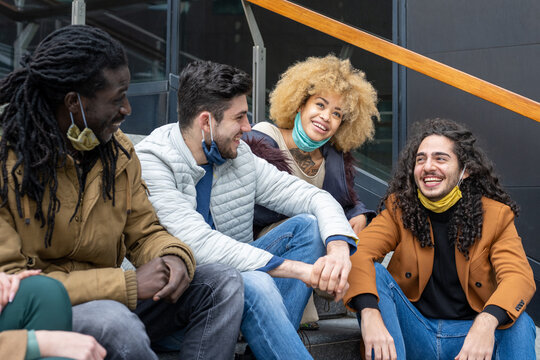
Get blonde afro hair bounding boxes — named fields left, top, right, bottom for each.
left=269, top=55, right=379, bottom=152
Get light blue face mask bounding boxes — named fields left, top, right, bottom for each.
left=201, top=114, right=226, bottom=165
left=291, top=111, right=331, bottom=152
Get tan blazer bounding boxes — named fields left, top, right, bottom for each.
left=345, top=195, right=535, bottom=328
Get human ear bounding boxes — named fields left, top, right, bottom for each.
left=64, top=92, right=80, bottom=114
left=197, top=112, right=212, bottom=133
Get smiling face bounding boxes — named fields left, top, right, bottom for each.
left=414, top=135, right=467, bottom=201
left=298, top=91, right=344, bottom=142
left=79, top=66, right=131, bottom=144
left=212, top=95, right=251, bottom=159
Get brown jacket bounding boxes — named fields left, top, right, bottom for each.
left=0, top=131, right=195, bottom=310
left=0, top=330, right=26, bottom=360
left=345, top=195, right=535, bottom=328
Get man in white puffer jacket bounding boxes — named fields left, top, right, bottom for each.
left=136, top=61, right=359, bottom=360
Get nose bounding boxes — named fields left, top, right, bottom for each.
left=320, top=108, right=330, bottom=121
left=424, top=157, right=436, bottom=171
left=120, top=98, right=132, bottom=116
left=241, top=116, right=251, bottom=132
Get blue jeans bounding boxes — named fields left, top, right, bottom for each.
left=73, top=263, right=243, bottom=360
left=359, top=262, right=536, bottom=359
left=240, top=214, right=326, bottom=360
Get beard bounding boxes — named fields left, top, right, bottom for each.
left=213, top=133, right=240, bottom=159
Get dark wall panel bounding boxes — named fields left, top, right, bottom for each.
left=404, top=0, right=540, bottom=317
left=406, top=0, right=540, bottom=54
left=405, top=44, right=540, bottom=186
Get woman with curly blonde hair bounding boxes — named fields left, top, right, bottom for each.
left=247, top=54, right=379, bottom=234
left=245, top=55, right=379, bottom=328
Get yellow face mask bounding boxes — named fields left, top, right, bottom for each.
left=417, top=166, right=467, bottom=213
left=67, top=93, right=100, bottom=151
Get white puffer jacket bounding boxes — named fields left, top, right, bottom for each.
left=136, top=123, right=357, bottom=272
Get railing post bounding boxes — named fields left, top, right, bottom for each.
left=241, top=0, right=266, bottom=123
left=71, top=0, right=86, bottom=25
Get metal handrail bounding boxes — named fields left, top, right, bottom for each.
left=245, top=0, right=540, bottom=123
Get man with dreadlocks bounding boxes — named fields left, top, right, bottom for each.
left=0, top=25, right=243, bottom=360
left=344, top=118, right=536, bottom=359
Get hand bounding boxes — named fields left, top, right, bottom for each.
left=349, top=214, right=368, bottom=235
left=361, top=308, right=397, bottom=360
left=136, top=257, right=170, bottom=301
left=36, top=330, right=106, bottom=360
left=153, top=255, right=190, bottom=303
left=0, top=270, right=41, bottom=313
left=310, top=240, right=351, bottom=301
left=454, top=312, right=497, bottom=360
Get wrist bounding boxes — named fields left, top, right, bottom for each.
left=474, top=312, right=499, bottom=332
left=327, top=240, right=349, bottom=253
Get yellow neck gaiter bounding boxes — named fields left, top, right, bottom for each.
left=417, top=186, right=462, bottom=213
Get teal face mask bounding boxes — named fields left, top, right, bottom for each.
left=291, top=111, right=330, bottom=152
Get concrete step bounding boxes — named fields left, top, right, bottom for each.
left=156, top=316, right=362, bottom=359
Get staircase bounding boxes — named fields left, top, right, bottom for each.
left=156, top=293, right=363, bottom=359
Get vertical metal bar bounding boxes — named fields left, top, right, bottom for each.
left=392, top=0, right=408, bottom=165
left=398, top=0, right=408, bottom=150
left=167, top=0, right=182, bottom=124
left=241, top=0, right=266, bottom=123
left=71, top=0, right=86, bottom=25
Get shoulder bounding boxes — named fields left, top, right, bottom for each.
left=136, top=123, right=176, bottom=150
left=252, top=121, right=279, bottom=138
left=481, top=196, right=515, bottom=221
left=114, top=130, right=135, bottom=152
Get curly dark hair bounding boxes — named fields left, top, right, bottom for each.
left=0, top=25, right=129, bottom=247
left=381, top=118, right=518, bottom=259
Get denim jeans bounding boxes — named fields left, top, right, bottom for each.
left=73, top=263, right=243, bottom=360
left=240, top=214, right=326, bottom=360
left=359, top=262, right=537, bottom=360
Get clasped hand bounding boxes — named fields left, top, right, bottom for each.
left=309, top=240, right=351, bottom=302
left=136, top=256, right=190, bottom=303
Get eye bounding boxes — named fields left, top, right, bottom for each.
left=115, top=93, right=126, bottom=104
left=333, top=111, right=342, bottom=119
left=415, top=156, right=425, bottom=164
left=316, top=102, right=324, bottom=108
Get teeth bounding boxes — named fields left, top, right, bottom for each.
left=424, top=177, right=441, bottom=183
left=313, top=122, right=327, bottom=131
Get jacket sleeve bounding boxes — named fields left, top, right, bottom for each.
left=122, top=151, right=196, bottom=279
left=0, top=181, right=139, bottom=309
left=0, top=330, right=27, bottom=360
left=136, top=145, right=274, bottom=272
left=344, top=200, right=401, bottom=311
left=483, top=205, right=535, bottom=328
left=252, top=153, right=358, bottom=243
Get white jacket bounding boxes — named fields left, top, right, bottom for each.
left=135, top=123, right=357, bottom=271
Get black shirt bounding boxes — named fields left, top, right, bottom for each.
left=413, top=207, right=477, bottom=320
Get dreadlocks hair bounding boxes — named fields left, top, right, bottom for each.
left=381, top=118, right=518, bottom=259
left=0, top=25, right=130, bottom=247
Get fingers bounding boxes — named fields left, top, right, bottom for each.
left=17, top=269, right=41, bottom=280
left=0, top=273, right=12, bottom=312
left=310, top=258, right=325, bottom=288
left=8, top=275, right=21, bottom=303
left=154, top=256, right=190, bottom=302
left=333, top=282, right=349, bottom=302
left=94, top=339, right=107, bottom=360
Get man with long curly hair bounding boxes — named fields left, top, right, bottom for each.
left=344, top=118, right=536, bottom=359
left=0, top=25, right=244, bottom=359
